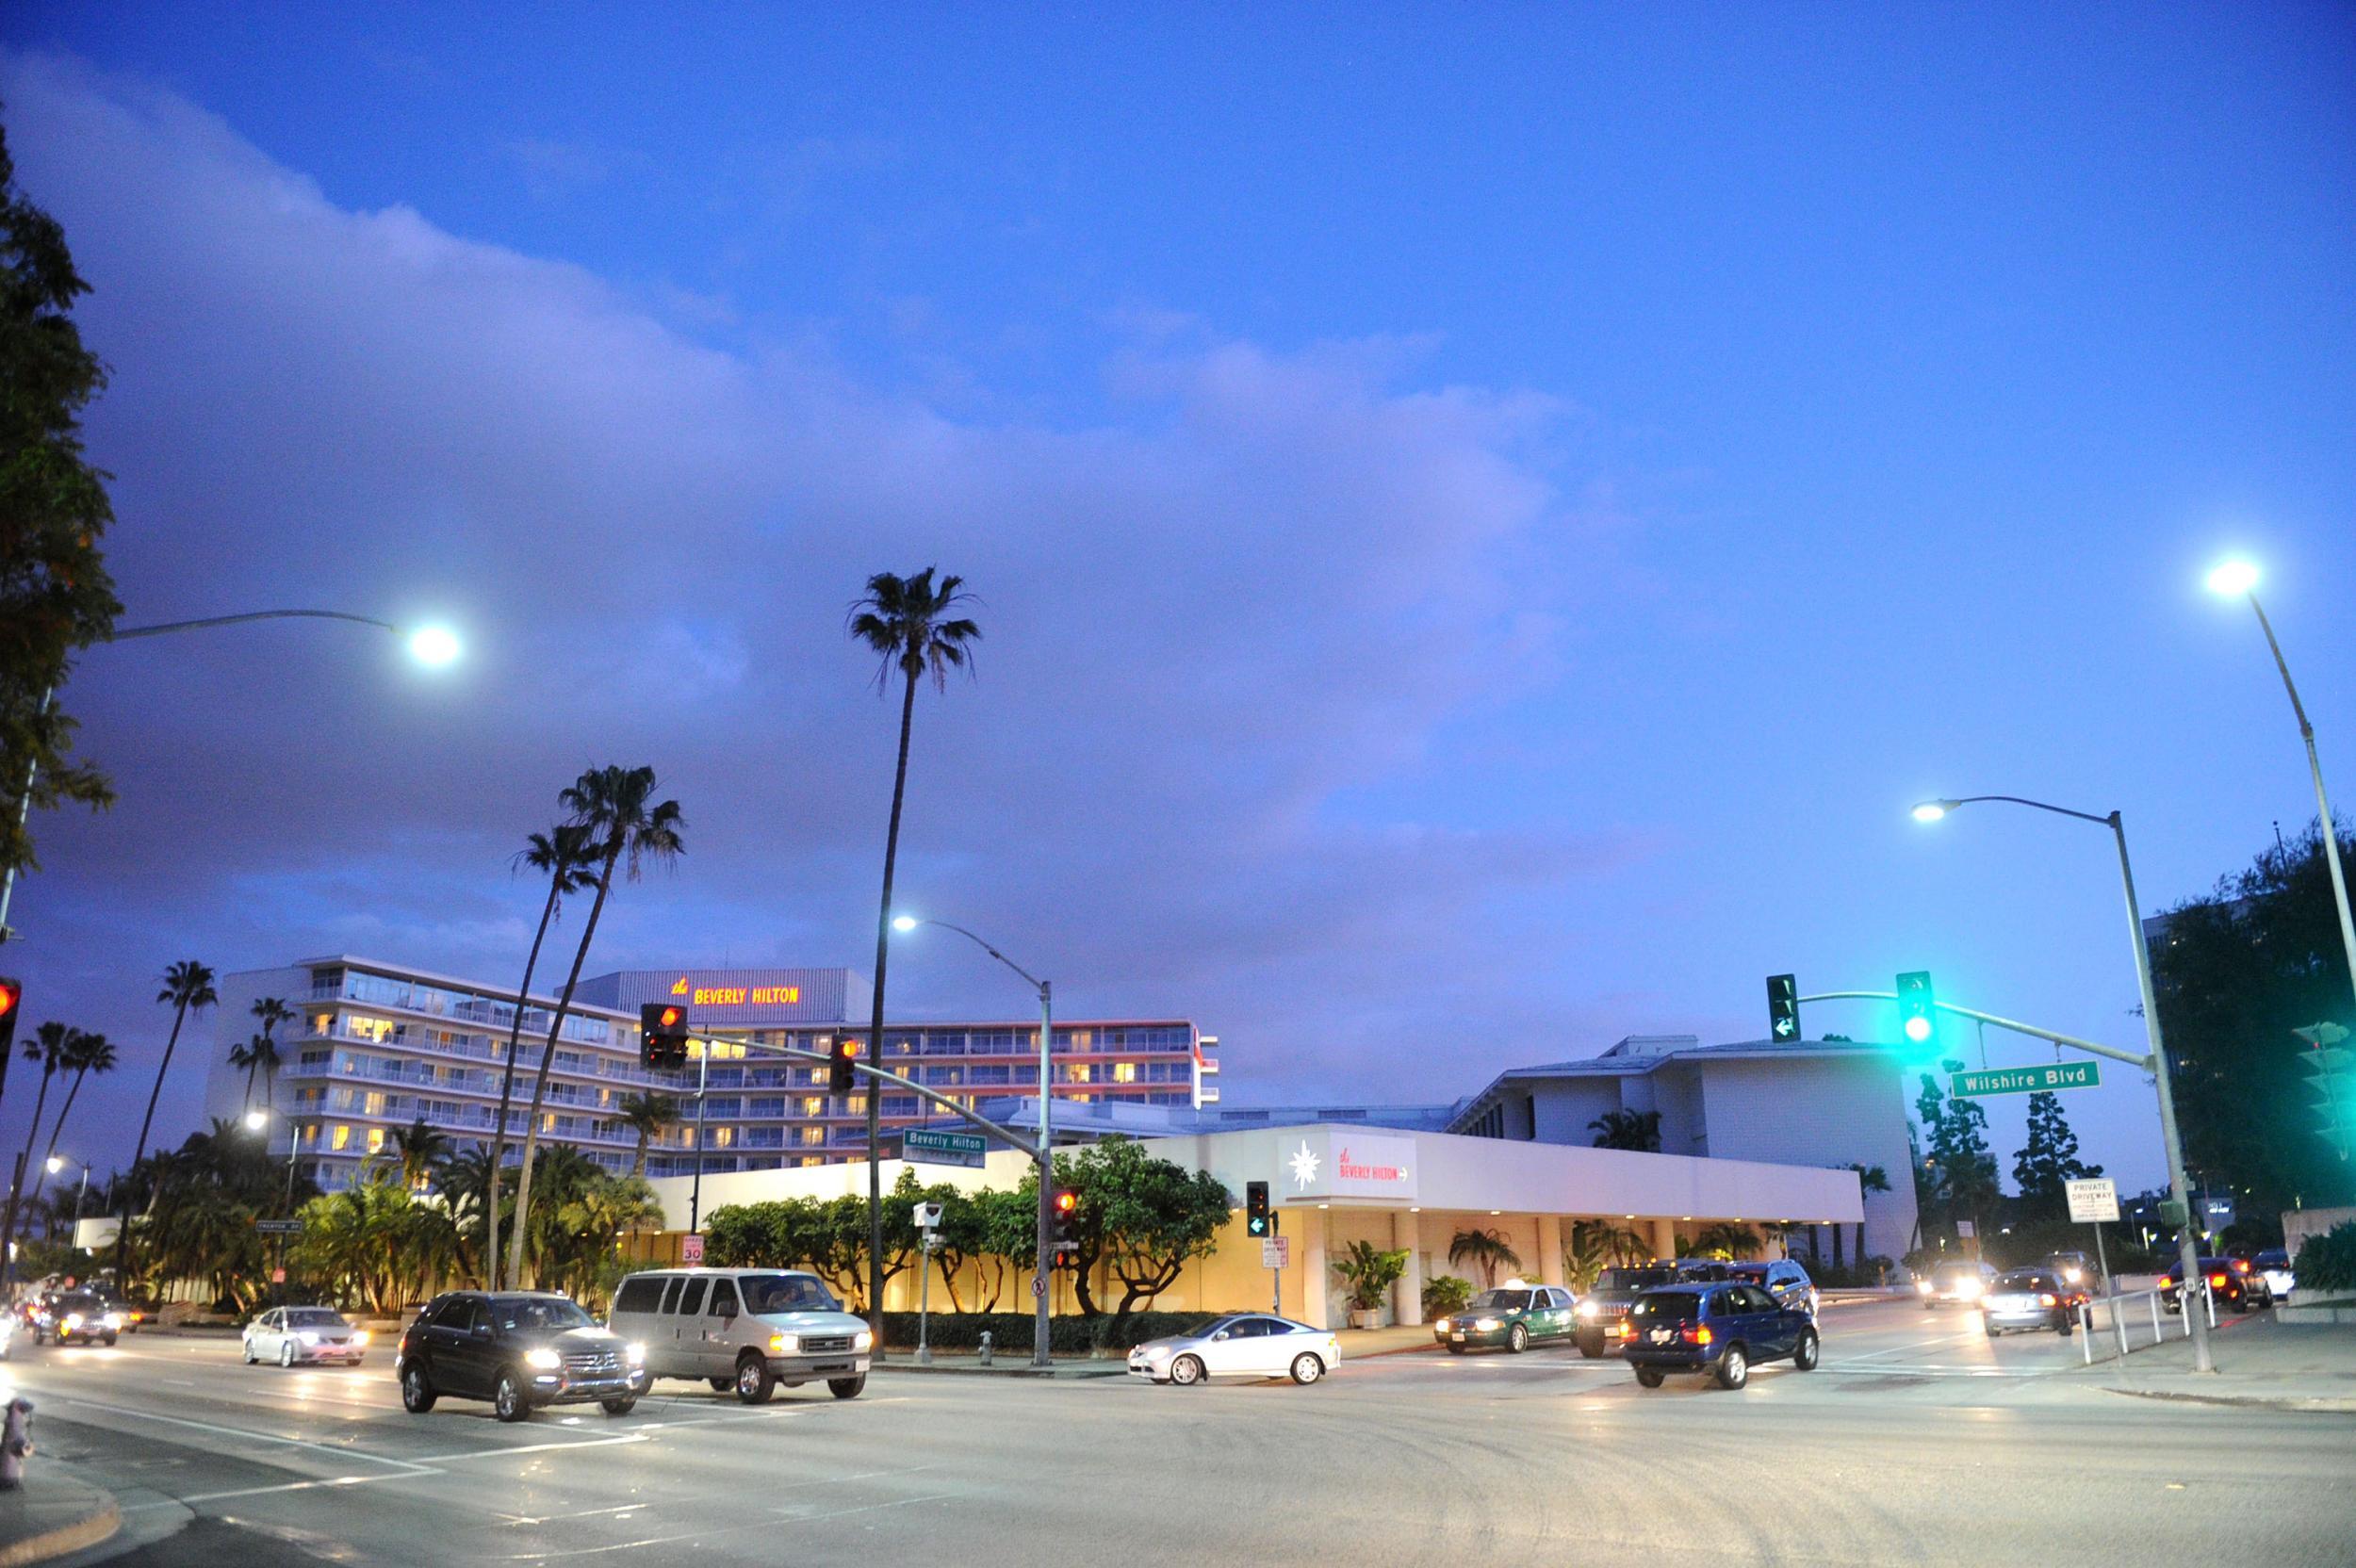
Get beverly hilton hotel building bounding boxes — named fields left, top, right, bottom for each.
left=204, top=957, right=1219, bottom=1192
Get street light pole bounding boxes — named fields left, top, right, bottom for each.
left=894, top=916, right=1056, bottom=1368
left=2209, top=564, right=2356, bottom=1011
left=1914, top=794, right=2216, bottom=1373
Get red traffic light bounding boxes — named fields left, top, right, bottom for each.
left=658, top=1004, right=684, bottom=1030
left=1054, top=1189, right=1077, bottom=1214
left=0, top=978, right=19, bottom=1018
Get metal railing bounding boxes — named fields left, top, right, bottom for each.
left=2071, top=1282, right=2216, bottom=1364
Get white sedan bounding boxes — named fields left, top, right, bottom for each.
left=244, top=1306, right=368, bottom=1367
left=1128, top=1314, right=1340, bottom=1386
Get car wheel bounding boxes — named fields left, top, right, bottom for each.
left=103, top=1333, right=118, bottom=1348
left=1634, top=1365, right=1665, bottom=1388
left=735, top=1352, right=777, bottom=1405
left=2056, top=1317, right=2073, bottom=1337
left=1446, top=1344, right=1464, bottom=1355
left=1170, top=1354, right=1204, bottom=1387
left=1289, top=1353, right=1325, bottom=1385
left=1793, top=1329, right=1820, bottom=1371
left=1986, top=1324, right=2001, bottom=1339
left=708, top=1376, right=733, bottom=1392
left=826, top=1375, right=866, bottom=1399
left=1922, top=1299, right=1935, bottom=1311
left=1715, top=1346, right=1749, bottom=1391
left=401, top=1363, right=437, bottom=1413
left=600, top=1397, right=637, bottom=1416
left=279, top=1341, right=296, bottom=1368
left=493, top=1372, right=532, bottom=1423
left=1578, top=1336, right=1602, bottom=1360
left=243, top=1341, right=256, bottom=1364
left=1507, top=1324, right=1529, bottom=1354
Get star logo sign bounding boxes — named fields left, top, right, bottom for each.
left=1287, top=1140, right=1321, bottom=1191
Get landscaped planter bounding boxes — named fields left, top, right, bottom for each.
left=1349, top=1308, right=1386, bottom=1331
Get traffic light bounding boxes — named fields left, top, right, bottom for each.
left=0, top=977, right=19, bottom=1058
left=1895, top=971, right=1935, bottom=1048
left=1245, top=1180, right=1270, bottom=1237
left=828, top=1032, right=859, bottom=1096
left=638, top=1002, right=690, bottom=1070
left=1766, top=974, right=1799, bottom=1042
left=2296, top=1022, right=2354, bottom=1160
left=1052, top=1187, right=1078, bottom=1252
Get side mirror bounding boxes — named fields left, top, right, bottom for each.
left=1211, top=1331, right=1229, bottom=1341
left=472, top=1323, right=494, bottom=1340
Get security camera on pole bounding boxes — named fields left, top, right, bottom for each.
left=912, top=1201, right=943, bottom=1364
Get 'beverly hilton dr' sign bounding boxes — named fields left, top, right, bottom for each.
left=1950, top=1060, right=2100, bottom=1099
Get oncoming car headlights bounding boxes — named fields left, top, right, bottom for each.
left=853, top=1330, right=875, bottom=1351
left=1576, top=1300, right=1600, bottom=1319
left=523, top=1348, right=563, bottom=1372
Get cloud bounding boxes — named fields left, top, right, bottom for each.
left=0, top=50, right=1644, bottom=1160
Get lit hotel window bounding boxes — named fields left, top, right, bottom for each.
left=366, top=1127, right=385, bottom=1153
left=1069, top=1064, right=1091, bottom=1084
left=330, top=1124, right=352, bottom=1152
left=1111, top=1062, right=1137, bottom=1084
left=803, top=1097, right=826, bottom=1117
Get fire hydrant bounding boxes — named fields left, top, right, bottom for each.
left=976, top=1331, right=993, bottom=1367
left=0, top=1396, right=33, bottom=1490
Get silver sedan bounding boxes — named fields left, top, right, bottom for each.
left=1128, top=1314, right=1341, bottom=1386
left=244, top=1306, right=369, bottom=1366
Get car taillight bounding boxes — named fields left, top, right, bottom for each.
left=1608, top=1321, right=1628, bottom=1337
left=2233, top=1260, right=2250, bottom=1273
left=1681, top=1324, right=1711, bottom=1346
left=2038, top=1294, right=2057, bottom=1307
left=2208, top=1272, right=2228, bottom=1288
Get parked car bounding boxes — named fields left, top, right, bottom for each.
left=1981, top=1268, right=2086, bottom=1337
left=1623, top=1283, right=1820, bottom=1391
left=2159, top=1257, right=2272, bottom=1315
left=244, top=1306, right=368, bottom=1367
left=606, top=1267, right=871, bottom=1403
left=28, top=1291, right=120, bottom=1347
left=2253, top=1249, right=2296, bottom=1303
left=1915, top=1259, right=1998, bottom=1309
left=1432, top=1283, right=1578, bottom=1354
left=397, top=1291, right=646, bottom=1422
left=1574, top=1264, right=1680, bottom=1357
left=1128, top=1314, right=1341, bottom=1385
left=2040, top=1251, right=2096, bottom=1290
left=1726, top=1259, right=1819, bottom=1318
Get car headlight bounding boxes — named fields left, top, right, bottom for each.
left=524, top=1348, right=563, bottom=1371
left=62, top=1313, right=83, bottom=1331
left=1576, top=1300, right=1599, bottom=1318
left=1915, top=1281, right=1933, bottom=1295
left=352, top=1331, right=370, bottom=1347
left=625, top=1341, right=646, bottom=1365
left=767, top=1333, right=796, bottom=1355
left=298, top=1331, right=319, bottom=1345
left=102, top=1313, right=123, bottom=1330
left=1472, top=1317, right=1501, bottom=1331
left=1956, top=1280, right=1983, bottom=1299
left=853, top=1330, right=874, bottom=1351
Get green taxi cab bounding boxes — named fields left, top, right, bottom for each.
left=1432, top=1283, right=1578, bottom=1354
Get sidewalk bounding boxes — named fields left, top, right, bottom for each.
left=869, top=1352, right=1126, bottom=1378
left=2080, top=1314, right=2356, bottom=1413
left=0, top=1462, right=120, bottom=1568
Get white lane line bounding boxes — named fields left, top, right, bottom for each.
left=1835, top=1327, right=1998, bottom=1363
left=507, top=1493, right=962, bottom=1560
left=410, top=1433, right=652, bottom=1463
left=170, top=1470, right=444, bottom=1506
left=39, top=1394, right=436, bottom=1472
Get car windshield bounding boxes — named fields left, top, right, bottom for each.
left=1931, top=1263, right=1979, bottom=1282
left=1595, top=1267, right=1674, bottom=1291
left=53, top=1294, right=100, bottom=1312
left=2256, top=1250, right=2289, bottom=1267
left=1997, top=1272, right=2056, bottom=1291
left=1630, top=1292, right=1701, bottom=1321
left=1469, top=1290, right=1533, bottom=1311
left=739, top=1274, right=842, bottom=1315
left=492, top=1296, right=594, bottom=1333
left=286, top=1309, right=347, bottom=1328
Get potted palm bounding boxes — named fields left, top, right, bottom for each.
left=1333, top=1240, right=1410, bottom=1330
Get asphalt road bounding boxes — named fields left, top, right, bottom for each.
left=7, top=1299, right=2350, bottom=1567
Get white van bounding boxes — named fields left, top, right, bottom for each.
left=607, top=1267, right=872, bottom=1403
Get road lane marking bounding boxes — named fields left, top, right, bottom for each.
left=506, top=1493, right=964, bottom=1560
left=38, top=1394, right=437, bottom=1472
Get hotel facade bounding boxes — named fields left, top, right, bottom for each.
left=205, top=956, right=1220, bottom=1192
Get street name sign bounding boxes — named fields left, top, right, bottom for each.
left=1262, top=1237, right=1291, bottom=1269
left=1951, top=1060, right=2100, bottom=1098
left=903, top=1128, right=988, bottom=1168
left=254, top=1218, right=303, bottom=1234
left=2066, top=1177, right=2119, bottom=1224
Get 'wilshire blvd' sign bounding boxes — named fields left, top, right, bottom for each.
left=1950, top=1060, right=2100, bottom=1098
left=1283, top=1131, right=1418, bottom=1202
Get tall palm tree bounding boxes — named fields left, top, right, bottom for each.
left=31, top=1030, right=115, bottom=1207
left=248, top=996, right=292, bottom=1110
left=228, top=1034, right=278, bottom=1111
left=118, top=959, right=218, bottom=1279
left=484, top=822, right=599, bottom=1287
left=1847, top=1162, right=1891, bottom=1273
left=505, top=766, right=684, bottom=1285
left=1447, top=1226, right=1522, bottom=1288
left=384, top=1117, right=451, bottom=1191
left=608, top=1091, right=678, bottom=1181
left=3, top=1021, right=75, bottom=1263
left=848, top=566, right=980, bottom=1325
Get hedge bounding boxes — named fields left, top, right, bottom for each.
left=877, top=1310, right=1224, bottom=1354
left=2294, top=1221, right=2356, bottom=1296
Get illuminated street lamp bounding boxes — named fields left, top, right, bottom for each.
left=244, top=1108, right=269, bottom=1134
left=1913, top=793, right=2214, bottom=1372
left=2204, top=561, right=2356, bottom=1010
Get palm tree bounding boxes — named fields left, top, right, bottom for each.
left=607, top=1091, right=678, bottom=1181
left=4, top=1022, right=75, bottom=1260
left=848, top=566, right=980, bottom=1324
left=228, top=1034, right=278, bottom=1111
left=1846, top=1162, right=1891, bottom=1273
left=1588, top=1108, right=1661, bottom=1152
left=31, top=1030, right=115, bottom=1208
left=504, top=766, right=685, bottom=1285
left=384, top=1117, right=451, bottom=1191
left=1448, top=1226, right=1522, bottom=1287
left=1690, top=1222, right=1759, bottom=1261
left=246, top=996, right=293, bottom=1109
left=484, top=821, right=599, bottom=1288
left=119, top=959, right=217, bottom=1277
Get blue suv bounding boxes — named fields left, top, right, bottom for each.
left=1622, top=1282, right=1820, bottom=1391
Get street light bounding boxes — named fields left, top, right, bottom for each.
left=2204, top=560, right=2356, bottom=1010
left=1913, top=793, right=2215, bottom=1372
left=892, top=914, right=1056, bottom=1369
left=244, top=1108, right=269, bottom=1134
left=0, top=607, right=463, bottom=945
left=43, top=1157, right=61, bottom=1176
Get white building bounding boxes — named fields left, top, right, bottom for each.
left=1447, top=1035, right=1920, bottom=1266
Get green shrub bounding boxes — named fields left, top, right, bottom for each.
left=1422, top=1275, right=1474, bottom=1317
left=877, top=1311, right=1224, bottom=1354
left=2294, top=1222, right=2356, bottom=1295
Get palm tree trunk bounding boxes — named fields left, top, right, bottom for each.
left=1, top=1067, right=57, bottom=1273
left=28, top=1068, right=90, bottom=1208
left=507, top=858, right=617, bottom=1287
left=117, top=1000, right=192, bottom=1282
left=486, top=874, right=564, bottom=1288
left=861, top=664, right=919, bottom=1339
left=632, top=1131, right=649, bottom=1182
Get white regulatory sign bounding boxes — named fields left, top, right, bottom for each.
left=2067, top=1177, right=2119, bottom=1224
left=680, top=1233, right=705, bottom=1266
left=1262, top=1237, right=1291, bottom=1269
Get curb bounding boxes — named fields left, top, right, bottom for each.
left=2098, top=1386, right=2356, bottom=1415
left=869, top=1361, right=1125, bottom=1380
left=0, top=1487, right=121, bottom=1568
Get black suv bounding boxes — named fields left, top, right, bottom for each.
left=398, top=1291, right=647, bottom=1422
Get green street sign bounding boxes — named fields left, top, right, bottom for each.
left=1950, top=1060, right=2100, bottom=1098
left=903, top=1127, right=988, bottom=1168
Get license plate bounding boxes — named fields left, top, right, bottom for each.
left=1450, top=1333, right=1465, bottom=1341
left=1649, top=1328, right=1672, bottom=1344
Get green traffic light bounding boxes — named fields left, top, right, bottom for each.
left=1904, top=1016, right=1932, bottom=1044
